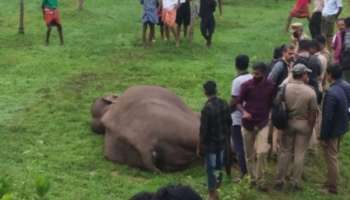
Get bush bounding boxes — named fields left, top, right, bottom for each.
left=0, top=176, right=11, bottom=199
left=35, top=175, right=50, bottom=200
left=0, top=193, right=14, bottom=200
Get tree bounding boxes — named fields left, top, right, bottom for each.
left=18, top=0, right=24, bottom=34
left=78, top=0, right=84, bottom=10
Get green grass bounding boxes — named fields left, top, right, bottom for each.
left=0, top=0, right=349, bottom=199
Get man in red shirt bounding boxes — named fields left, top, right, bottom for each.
left=285, top=0, right=311, bottom=32
left=237, top=63, right=276, bottom=191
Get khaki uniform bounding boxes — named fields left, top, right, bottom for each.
left=275, top=80, right=318, bottom=187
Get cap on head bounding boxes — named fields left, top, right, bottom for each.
left=290, top=22, right=303, bottom=31
left=292, top=63, right=312, bottom=75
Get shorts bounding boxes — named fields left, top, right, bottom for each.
left=44, top=8, right=61, bottom=26
left=162, top=9, right=177, bottom=28
left=143, top=21, right=155, bottom=27
left=176, top=1, right=191, bottom=26
left=321, top=15, right=337, bottom=38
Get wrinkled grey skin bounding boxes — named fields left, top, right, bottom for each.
left=90, top=95, right=118, bottom=134
left=90, top=86, right=199, bottom=172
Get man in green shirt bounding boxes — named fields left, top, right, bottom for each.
left=42, top=0, right=64, bottom=45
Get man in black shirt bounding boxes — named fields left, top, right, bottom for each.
left=198, top=80, right=232, bottom=200
left=199, top=0, right=222, bottom=47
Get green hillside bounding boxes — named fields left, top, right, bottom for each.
left=0, top=0, right=349, bottom=199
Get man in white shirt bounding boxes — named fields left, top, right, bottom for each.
left=230, top=54, right=252, bottom=180
left=321, top=0, right=343, bottom=48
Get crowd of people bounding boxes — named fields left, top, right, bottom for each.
left=286, top=0, right=343, bottom=48
left=140, top=0, right=222, bottom=47
left=40, top=0, right=350, bottom=199
left=198, top=16, right=350, bottom=200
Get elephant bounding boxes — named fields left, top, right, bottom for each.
left=90, top=86, right=200, bottom=172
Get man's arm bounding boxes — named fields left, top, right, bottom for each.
left=236, top=84, right=252, bottom=120
left=230, top=96, right=238, bottom=111
left=336, top=0, right=342, bottom=18
left=336, top=7, right=342, bottom=18
left=320, top=92, right=336, bottom=140
left=159, top=0, right=163, bottom=9
left=308, top=92, right=319, bottom=128
left=230, top=79, right=240, bottom=111
left=268, top=62, right=283, bottom=85
left=198, top=107, right=209, bottom=156
left=225, top=102, right=233, bottom=128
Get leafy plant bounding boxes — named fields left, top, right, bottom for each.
left=0, top=176, right=11, bottom=199
left=0, top=193, right=14, bottom=200
left=35, top=176, right=50, bottom=200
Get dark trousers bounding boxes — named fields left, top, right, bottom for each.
left=232, top=125, right=248, bottom=176
left=309, top=11, right=322, bottom=39
left=200, top=16, right=215, bottom=42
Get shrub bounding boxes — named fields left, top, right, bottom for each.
left=35, top=176, right=50, bottom=200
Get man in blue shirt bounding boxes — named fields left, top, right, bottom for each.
left=320, top=64, right=350, bottom=194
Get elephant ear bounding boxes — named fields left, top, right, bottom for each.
left=103, top=95, right=118, bottom=104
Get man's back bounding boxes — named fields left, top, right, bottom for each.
left=321, top=79, right=349, bottom=139
left=285, top=80, right=318, bottom=120
left=200, top=97, right=231, bottom=151
left=268, top=59, right=288, bottom=87
left=199, top=0, right=216, bottom=19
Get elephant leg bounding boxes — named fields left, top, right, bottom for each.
left=139, top=148, right=161, bottom=173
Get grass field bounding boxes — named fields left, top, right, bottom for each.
left=0, top=0, right=350, bottom=199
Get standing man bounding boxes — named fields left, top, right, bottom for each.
left=332, top=18, right=346, bottom=64
left=285, top=0, right=311, bottom=32
left=199, top=81, right=232, bottom=200
left=268, top=44, right=296, bottom=87
left=188, top=0, right=200, bottom=43
left=140, top=0, right=159, bottom=46
left=340, top=17, right=350, bottom=81
left=236, top=63, right=276, bottom=191
left=294, top=39, right=322, bottom=103
left=309, top=0, right=324, bottom=38
left=321, top=0, right=343, bottom=49
left=199, top=0, right=222, bottom=47
left=230, top=55, right=252, bottom=180
left=268, top=44, right=295, bottom=157
left=42, top=0, right=64, bottom=45
left=320, top=64, right=350, bottom=194
left=176, top=0, right=191, bottom=42
left=274, top=64, right=318, bottom=191
left=161, top=0, right=180, bottom=47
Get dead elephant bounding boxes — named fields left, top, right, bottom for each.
left=90, top=86, right=200, bottom=172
